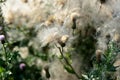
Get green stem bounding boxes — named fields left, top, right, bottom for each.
left=55, top=44, right=80, bottom=79
left=72, top=29, right=75, bottom=36
left=2, top=44, right=7, bottom=70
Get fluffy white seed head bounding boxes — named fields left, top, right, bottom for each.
left=60, top=35, right=69, bottom=43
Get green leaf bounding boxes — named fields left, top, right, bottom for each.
left=64, top=65, right=75, bottom=74
left=0, top=58, right=5, bottom=66
left=82, top=74, right=89, bottom=79
left=0, top=67, right=5, bottom=73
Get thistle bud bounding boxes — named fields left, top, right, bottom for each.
left=19, top=63, right=26, bottom=70
left=58, top=40, right=66, bottom=47
left=70, top=12, right=80, bottom=21
left=95, top=50, right=103, bottom=63
left=106, top=34, right=110, bottom=39
left=0, top=35, right=5, bottom=44
left=105, top=34, right=111, bottom=44
left=44, top=66, right=50, bottom=78
left=60, top=35, right=69, bottom=43
left=72, top=18, right=76, bottom=29
left=70, top=12, right=80, bottom=29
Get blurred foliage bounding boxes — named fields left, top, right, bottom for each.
left=0, top=0, right=120, bottom=80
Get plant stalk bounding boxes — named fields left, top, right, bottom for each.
left=55, top=44, right=80, bottom=79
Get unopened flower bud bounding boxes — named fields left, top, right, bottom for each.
left=113, top=33, right=120, bottom=42
left=72, top=18, right=76, bottom=29
left=105, top=34, right=111, bottom=44
left=70, top=12, right=80, bottom=21
left=58, top=40, right=66, bottom=47
left=19, top=63, right=26, bottom=70
left=95, top=50, right=103, bottom=63
left=0, top=35, right=5, bottom=44
left=106, top=34, right=111, bottom=39
left=44, top=66, right=50, bottom=78
left=70, top=12, right=80, bottom=29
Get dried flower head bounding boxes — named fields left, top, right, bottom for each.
left=21, top=0, right=28, bottom=3
left=38, top=28, right=58, bottom=47
left=56, top=0, right=66, bottom=8
left=95, top=49, right=103, bottom=63
left=44, top=15, right=55, bottom=26
left=57, top=35, right=69, bottom=47
left=70, top=12, right=80, bottom=21
left=38, top=26, right=69, bottom=47
left=60, top=35, right=69, bottom=43
left=4, top=10, right=14, bottom=24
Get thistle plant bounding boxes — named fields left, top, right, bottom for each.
left=1, top=0, right=120, bottom=80
left=81, top=41, right=120, bottom=80
left=0, top=1, right=22, bottom=80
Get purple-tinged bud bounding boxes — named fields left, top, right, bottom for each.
left=19, top=63, right=26, bottom=70
left=0, top=35, right=5, bottom=41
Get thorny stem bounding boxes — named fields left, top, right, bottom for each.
left=55, top=44, right=80, bottom=79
